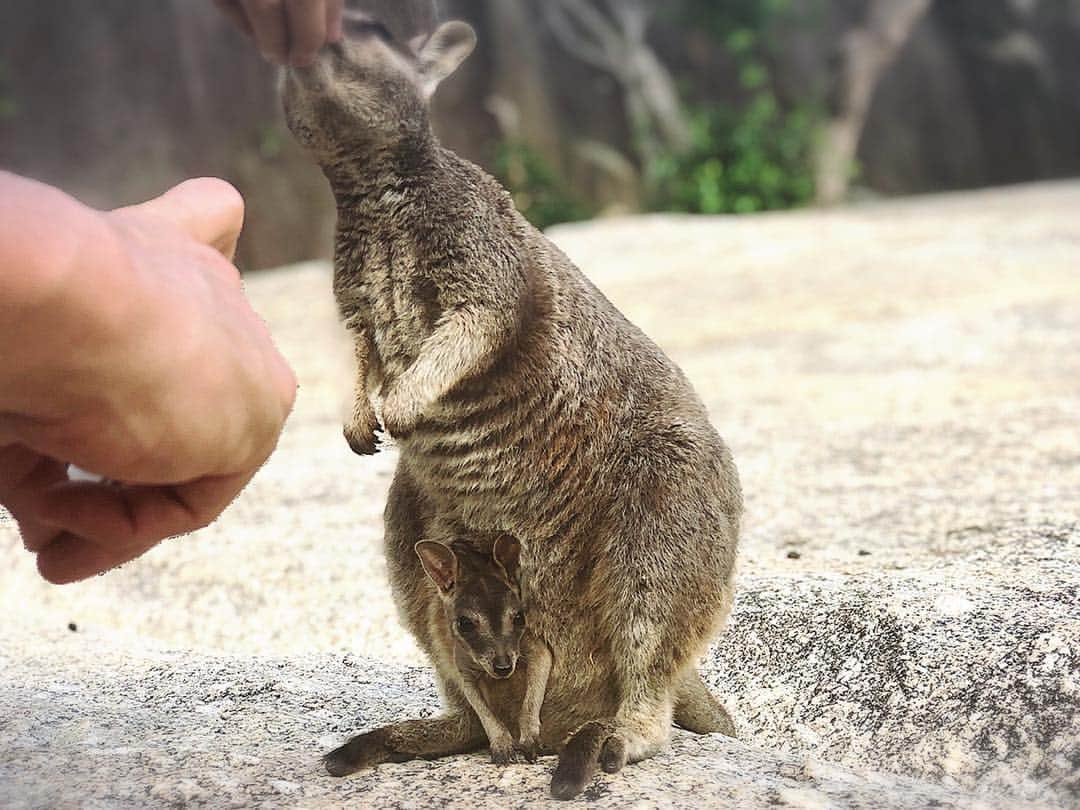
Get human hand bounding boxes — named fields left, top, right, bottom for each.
left=214, top=0, right=345, bottom=66
left=0, top=176, right=297, bottom=583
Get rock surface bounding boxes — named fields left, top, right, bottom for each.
left=2, top=181, right=1078, bottom=807
left=0, top=629, right=989, bottom=810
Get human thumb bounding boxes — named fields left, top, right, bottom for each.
left=117, top=177, right=246, bottom=261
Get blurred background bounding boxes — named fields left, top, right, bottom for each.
left=1, top=0, right=1079, bottom=269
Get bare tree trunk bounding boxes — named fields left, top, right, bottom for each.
left=486, top=0, right=564, bottom=173
left=815, top=0, right=932, bottom=205
left=545, top=0, right=691, bottom=171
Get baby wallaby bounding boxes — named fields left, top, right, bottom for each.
left=416, top=534, right=552, bottom=764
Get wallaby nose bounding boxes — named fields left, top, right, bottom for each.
left=492, top=658, right=513, bottom=678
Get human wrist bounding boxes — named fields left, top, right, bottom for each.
left=0, top=180, right=127, bottom=415
left=0, top=175, right=100, bottom=309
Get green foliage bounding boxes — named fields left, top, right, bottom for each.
left=649, top=0, right=821, bottom=214
left=648, top=97, right=816, bottom=215
left=498, top=0, right=822, bottom=222
left=494, top=140, right=593, bottom=231
left=257, top=123, right=286, bottom=160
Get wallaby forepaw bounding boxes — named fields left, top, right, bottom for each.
left=489, top=735, right=517, bottom=766
left=380, top=386, right=421, bottom=439
left=550, top=720, right=609, bottom=799
left=343, top=421, right=382, bottom=456
left=517, top=733, right=540, bottom=763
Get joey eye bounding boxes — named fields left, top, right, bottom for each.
left=455, top=617, right=475, bottom=634
left=513, top=611, right=526, bottom=628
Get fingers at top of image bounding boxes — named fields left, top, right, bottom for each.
left=326, top=0, right=345, bottom=42
left=284, top=0, right=328, bottom=67
left=213, top=0, right=254, bottom=35
left=241, top=0, right=290, bottom=64
left=35, top=531, right=162, bottom=586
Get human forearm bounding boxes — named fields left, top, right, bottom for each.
left=0, top=174, right=135, bottom=425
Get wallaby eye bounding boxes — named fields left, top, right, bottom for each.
left=455, top=616, right=475, bottom=634
left=513, top=611, right=526, bottom=628
left=346, top=18, right=394, bottom=43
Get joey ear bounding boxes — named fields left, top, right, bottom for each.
left=415, top=541, right=457, bottom=593
left=493, top=534, right=522, bottom=582
left=417, top=21, right=477, bottom=98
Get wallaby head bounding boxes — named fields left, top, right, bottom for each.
left=415, top=535, right=526, bottom=680
left=282, top=11, right=476, bottom=164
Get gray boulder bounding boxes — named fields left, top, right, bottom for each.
left=2, top=182, right=1078, bottom=807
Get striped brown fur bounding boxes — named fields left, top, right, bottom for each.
left=284, top=15, right=741, bottom=799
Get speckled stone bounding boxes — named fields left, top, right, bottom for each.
left=708, top=524, right=1080, bottom=806
left=2, top=181, right=1078, bottom=807
left=0, top=629, right=995, bottom=809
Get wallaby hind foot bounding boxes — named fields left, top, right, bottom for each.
left=550, top=720, right=616, bottom=800
left=673, top=670, right=736, bottom=737
left=323, top=713, right=484, bottom=777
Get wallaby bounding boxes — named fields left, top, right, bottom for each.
left=324, top=532, right=553, bottom=775
left=284, top=11, right=741, bottom=799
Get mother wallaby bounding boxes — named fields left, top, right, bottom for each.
left=282, top=11, right=742, bottom=799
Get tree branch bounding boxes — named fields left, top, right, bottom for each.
left=544, top=1, right=615, bottom=73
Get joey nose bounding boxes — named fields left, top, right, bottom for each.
left=492, top=658, right=513, bottom=678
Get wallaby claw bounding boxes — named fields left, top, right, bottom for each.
left=343, top=422, right=381, bottom=456
left=600, top=734, right=627, bottom=774
left=517, top=735, right=540, bottom=763
left=489, top=735, right=517, bottom=765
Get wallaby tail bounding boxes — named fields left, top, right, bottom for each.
left=323, top=712, right=484, bottom=777
left=673, top=670, right=736, bottom=737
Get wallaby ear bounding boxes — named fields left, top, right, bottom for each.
left=493, top=534, right=522, bottom=582
left=416, top=541, right=457, bottom=593
left=417, top=21, right=476, bottom=98
left=408, top=32, right=430, bottom=54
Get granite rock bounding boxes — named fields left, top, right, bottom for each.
left=2, top=181, right=1079, bottom=807
left=0, top=630, right=993, bottom=809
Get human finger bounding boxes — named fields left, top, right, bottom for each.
left=285, top=0, right=327, bottom=67
left=326, top=0, right=344, bottom=42
left=0, top=443, right=69, bottom=552
left=117, top=177, right=246, bottom=261
left=35, top=473, right=252, bottom=583
left=241, top=0, right=289, bottom=64
left=213, top=0, right=254, bottom=35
